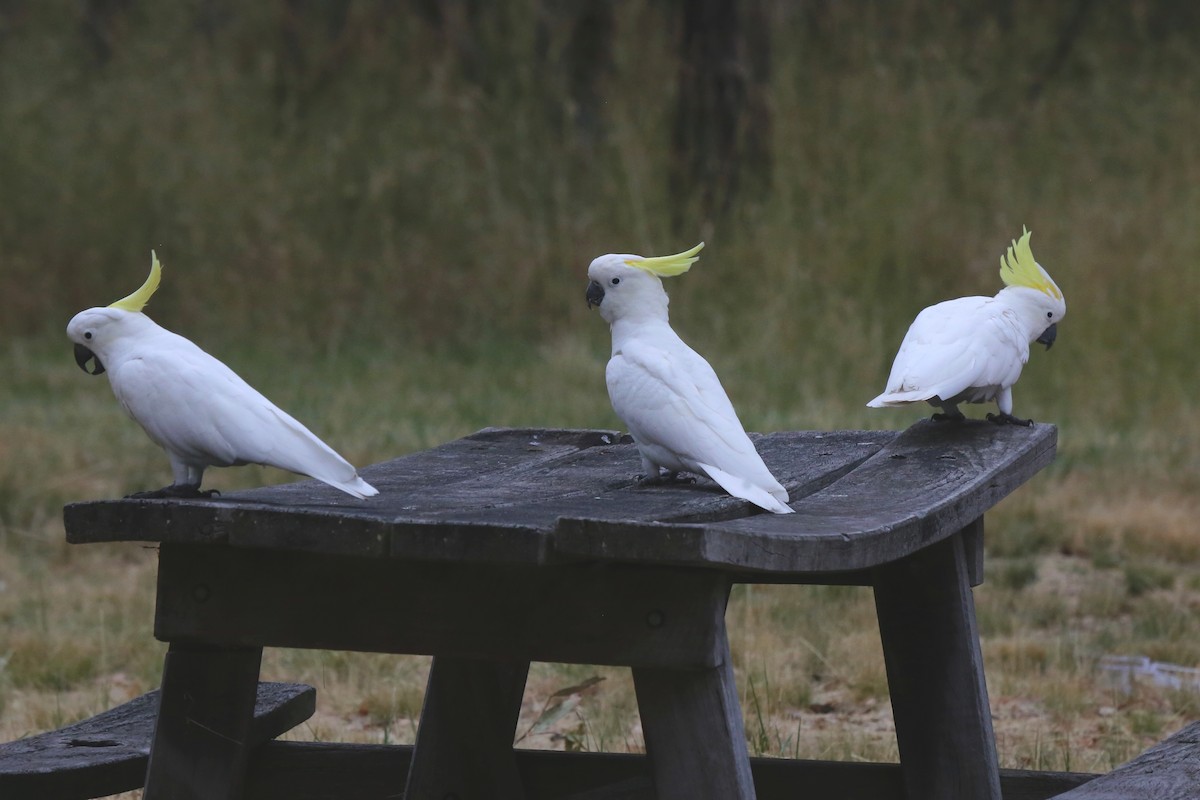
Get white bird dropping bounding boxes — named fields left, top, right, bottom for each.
left=585, top=242, right=793, bottom=514
left=66, top=252, right=379, bottom=499
left=868, top=227, right=1066, bottom=425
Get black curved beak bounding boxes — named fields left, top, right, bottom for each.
left=1036, top=323, right=1057, bottom=350
left=74, top=343, right=106, bottom=375
left=586, top=280, right=604, bottom=309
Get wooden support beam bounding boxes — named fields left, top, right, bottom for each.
left=405, top=658, right=531, bottom=800
left=240, top=742, right=1097, bottom=799
left=873, top=530, right=1001, bottom=800
left=154, top=545, right=729, bottom=670
left=632, top=584, right=756, bottom=800
left=143, top=643, right=264, bottom=800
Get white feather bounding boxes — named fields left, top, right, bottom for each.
left=869, top=278, right=1065, bottom=419
left=869, top=296, right=1027, bottom=408
left=68, top=308, right=377, bottom=499
left=587, top=254, right=791, bottom=514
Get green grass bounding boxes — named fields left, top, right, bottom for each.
left=3, top=0, right=1200, bottom=774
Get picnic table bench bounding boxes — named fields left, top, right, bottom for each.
left=5, top=419, right=1147, bottom=798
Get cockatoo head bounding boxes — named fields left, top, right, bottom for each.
left=67, top=252, right=163, bottom=375
left=585, top=242, right=704, bottom=324
left=997, top=228, right=1066, bottom=349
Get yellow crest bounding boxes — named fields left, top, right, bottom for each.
left=627, top=242, right=705, bottom=278
left=1000, top=228, right=1061, bottom=300
left=108, top=251, right=163, bottom=312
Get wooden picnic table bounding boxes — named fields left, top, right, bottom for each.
left=60, top=419, right=1091, bottom=800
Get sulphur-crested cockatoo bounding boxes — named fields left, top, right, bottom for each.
left=586, top=242, right=792, bottom=514
left=868, top=228, right=1065, bottom=426
left=67, top=253, right=379, bottom=499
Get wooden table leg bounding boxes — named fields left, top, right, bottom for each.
left=143, top=642, right=264, bottom=800
left=404, top=656, right=531, bottom=800
left=873, top=529, right=1002, bottom=800
left=632, top=624, right=757, bottom=800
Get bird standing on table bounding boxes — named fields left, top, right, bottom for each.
left=66, top=253, right=379, bottom=500
left=867, top=227, right=1065, bottom=426
left=585, top=242, right=793, bottom=514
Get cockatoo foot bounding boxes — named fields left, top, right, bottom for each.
left=126, top=484, right=221, bottom=499
left=663, top=471, right=697, bottom=485
left=931, top=411, right=966, bottom=422
left=986, top=412, right=1034, bottom=427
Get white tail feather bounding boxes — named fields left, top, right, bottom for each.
left=699, top=463, right=793, bottom=515
left=319, top=474, right=378, bottom=499
left=867, top=389, right=933, bottom=407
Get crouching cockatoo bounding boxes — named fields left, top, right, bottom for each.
left=867, top=227, right=1065, bottom=426
left=585, top=242, right=793, bottom=514
left=67, top=253, right=379, bottom=500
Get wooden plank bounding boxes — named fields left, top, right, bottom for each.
left=64, top=428, right=627, bottom=560
left=62, top=429, right=892, bottom=567
left=62, top=422, right=1050, bottom=574
left=1004, top=769, right=1106, bottom=800
left=245, top=742, right=409, bottom=800
left=0, top=683, right=312, bottom=800
left=632, top=615, right=756, bottom=800
left=874, top=530, right=1001, bottom=800
left=404, top=658, right=530, bottom=799
left=1047, top=720, right=1200, bottom=799
left=555, top=420, right=1056, bottom=574
left=143, top=643, right=264, bottom=800
left=154, top=544, right=729, bottom=669
left=964, top=515, right=986, bottom=586
left=241, top=742, right=1096, bottom=800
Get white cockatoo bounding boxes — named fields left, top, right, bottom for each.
left=585, top=242, right=793, bottom=514
left=67, top=253, right=379, bottom=500
left=868, top=228, right=1065, bottom=425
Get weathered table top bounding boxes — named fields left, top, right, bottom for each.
left=65, top=419, right=1056, bottom=578
left=57, top=420, right=1066, bottom=800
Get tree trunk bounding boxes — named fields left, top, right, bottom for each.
left=671, top=0, right=772, bottom=228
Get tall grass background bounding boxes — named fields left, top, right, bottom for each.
left=2, top=0, right=1200, bottom=776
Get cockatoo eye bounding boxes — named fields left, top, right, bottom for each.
left=1046, top=312, right=1053, bottom=318
left=611, top=277, right=620, bottom=285
left=84, top=331, right=93, bottom=340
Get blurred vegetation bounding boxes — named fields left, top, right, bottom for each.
left=0, top=1, right=1194, bottom=370
left=3, top=0, right=1200, bottom=770
left=1, top=0, right=1197, bottom=461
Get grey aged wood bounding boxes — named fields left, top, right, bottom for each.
left=65, top=423, right=1054, bottom=577
left=64, top=428, right=898, bottom=562
left=404, top=657, right=530, bottom=800
left=632, top=621, right=757, bottom=799
left=143, top=644, right=264, bottom=800
left=1048, top=720, right=1200, bottom=799
left=554, top=421, right=1057, bottom=574
left=875, top=529, right=1002, bottom=800
left=152, top=545, right=731, bottom=669
left=239, top=742, right=1096, bottom=800
left=0, top=682, right=313, bottom=800
left=57, top=421, right=1063, bottom=800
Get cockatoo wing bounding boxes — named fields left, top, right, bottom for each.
left=868, top=297, right=1027, bottom=407
left=607, top=337, right=792, bottom=513
left=110, top=342, right=377, bottom=498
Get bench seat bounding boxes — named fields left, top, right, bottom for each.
left=1050, top=720, right=1200, bottom=799
left=0, top=681, right=314, bottom=800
